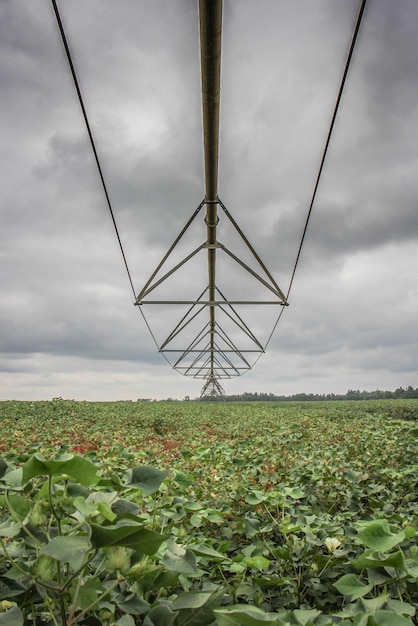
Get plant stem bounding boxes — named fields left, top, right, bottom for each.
left=317, top=555, right=332, bottom=578
left=66, top=576, right=122, bottom=626
left=4, top=489, right=39, bottom=543
left=0, top=537, right=32, bottom=581
left=48, top=476, right=62, bottom=535
left=61, top=549, right=99, bottom=593
left=56, top=560, right=67, bottom=625
left=30, top=597, right=37, bottom=626
left=67, top=565, right=86, bottom=623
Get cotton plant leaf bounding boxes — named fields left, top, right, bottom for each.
left=333, top=574, right=373, bottom=600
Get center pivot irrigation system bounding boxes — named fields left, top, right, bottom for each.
left=135, top=0, right=288, bottom=397
left=52, top=0, right=367, bottom=398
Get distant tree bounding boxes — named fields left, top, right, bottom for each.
left=405, top=386, right=415, bottom=398
left=196, top=386, right=418, bottom=403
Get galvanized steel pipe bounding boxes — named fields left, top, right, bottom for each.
left=199, top=0, right=222, bottom=204
left=199, top=0, right=222, bottom=374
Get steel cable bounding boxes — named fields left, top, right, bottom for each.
left=50, top=0, right=173, bottom=366
left=251, top=0, right=368, bottom=371
left=285, top=0, right=368, bottom=301
left=50, top=0, right=136, bottom=299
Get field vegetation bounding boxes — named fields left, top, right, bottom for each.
left=0, top=399, right=417, bottom=625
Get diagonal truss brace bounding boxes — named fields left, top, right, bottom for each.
left=135, top=198, right=288, bottom=306
left=134, top=196, right=288, bottom=380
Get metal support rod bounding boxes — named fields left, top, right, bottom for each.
left=199, top=0, right=223, bottom=380
left=218, top=198, right=288, bottom=303
left=139, top=300, right=286, bottom=305
left=135, top=200, right=205, bottom=303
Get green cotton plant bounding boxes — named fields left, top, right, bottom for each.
left=0, top=401, right=417, bottom=626
left=0, top=453, right=230, bottom=626
left=0, top=453, right=183, bottom=625
left=332, top=519, right=418, bottom=619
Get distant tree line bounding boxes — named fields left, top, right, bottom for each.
left=199, top=386, right=418, bottom=402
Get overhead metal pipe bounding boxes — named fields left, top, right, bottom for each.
left=199, top=0, right=222, bottom=203
left=199, top=0, right=223, bottom=380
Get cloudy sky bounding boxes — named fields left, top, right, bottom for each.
left=1, top=0, right=418, bottom=400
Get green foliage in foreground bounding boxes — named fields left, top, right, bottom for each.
left=0, top=400, right=417, bottom=625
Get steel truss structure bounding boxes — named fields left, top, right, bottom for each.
left=135, top=0, right=287, bottom=397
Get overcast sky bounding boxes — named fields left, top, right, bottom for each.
left=1, top=0, right=418, bottom=400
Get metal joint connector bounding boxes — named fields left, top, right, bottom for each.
left=204, top=215, right=219, bottom=227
